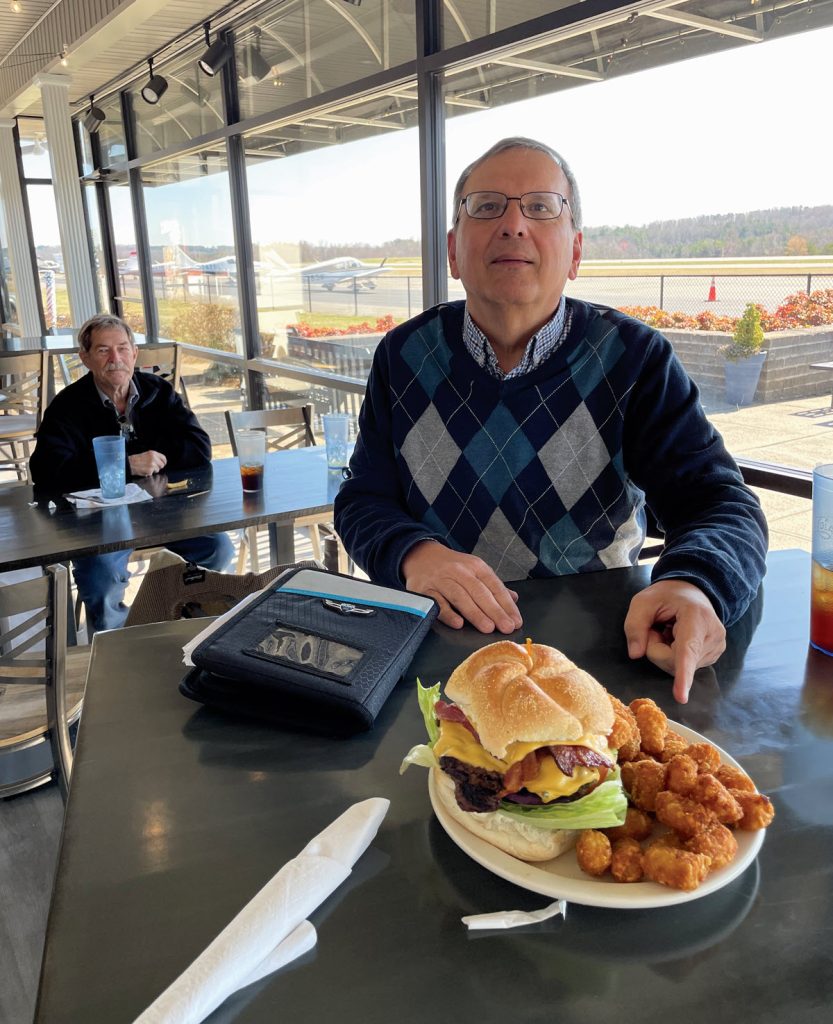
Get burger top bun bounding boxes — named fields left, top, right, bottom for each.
left=433, top=769, right=577, bottom=862
left=445, top=641, right=613, bottom=759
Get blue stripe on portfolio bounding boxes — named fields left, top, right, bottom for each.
left=279, top=587, right=429, bottom=618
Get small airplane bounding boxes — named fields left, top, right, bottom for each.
left=299, top=256, right=389, bottom=291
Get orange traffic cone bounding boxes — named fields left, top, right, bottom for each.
left=707, top=276, right=717, bottom=302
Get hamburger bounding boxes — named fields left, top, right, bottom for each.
left=402, top=640, right=627, bottom=861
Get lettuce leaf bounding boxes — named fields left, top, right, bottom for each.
left=496, top=769, right=627, bottom=831
left=400, top=680, right=441, bottom=775
left=417, top=679, right=441, bottom=745
left=399, top=742, right=438, bottom=773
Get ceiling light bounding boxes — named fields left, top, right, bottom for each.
left=10, top=2, right=23, bottom=14
left=83, top=96, right=106, bottom=133
left=198, top=22, right=232, bottom=77
left=60, top=47, right=69, bottom=67
left=141, top=58, right=168, bottom=104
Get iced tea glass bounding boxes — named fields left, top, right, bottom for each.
left=236, top=429, right=266, bottom=493
left=811, top=463, right=833, bottom=656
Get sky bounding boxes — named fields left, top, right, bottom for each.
left=22, top=21, right=833, bottom=249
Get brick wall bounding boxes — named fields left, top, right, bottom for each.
left=665, top=327, right=833, bottom=402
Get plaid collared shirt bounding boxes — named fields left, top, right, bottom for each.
left=462, top=295, right=573, bottom=379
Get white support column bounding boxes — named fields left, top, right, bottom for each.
left=0, top=119, right=42, bottom=335
left=36, top=74, right=97, bottom=326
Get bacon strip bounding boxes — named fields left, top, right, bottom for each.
left=434, top=700, right=480, bottom=741
left=549, top=745, right=613, bottom=777
left=501, top=750, right=540, bottom=795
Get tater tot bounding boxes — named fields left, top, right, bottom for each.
left=658, top=730, right=689, bottom=763
left=689, top=774, right=743, bottom=825
left=604, top=806, right=654, bottom=842
left=632, top=700, right=667, bottom=757
left=728, top=789, right=776, bottom=830
left=685, top=821, right=738, bottom=871
left=685, top=742, right=721, bottom=774
left=716, top=764, right=756, bottom=793
left=644, top=844, right=711, bottom=891
left=608, top=695, right=641, bottom=762
left=654, top=790, right=715, bottom=837
left=646, top=830, right=682, bottom=850
left=626, top=759, right=668, bottom=813
left=610, top=838, right=644, bottom=882
left=576, top=829, right=612, bottom=877
left=665, top=753, right=699, bottom=795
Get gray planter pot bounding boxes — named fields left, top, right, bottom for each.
left=724, top=351, right=767, bottom=406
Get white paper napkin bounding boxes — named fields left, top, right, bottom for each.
left=462, top=899, right=567, bottom=930
left=65, top=482, right=153, bottom=508
left=132, top=797, right=389, bottom=1024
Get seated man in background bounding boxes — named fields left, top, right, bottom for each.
left=334, top=137, right=768, bottom=704
left=30, top=313, right=234, bottom=634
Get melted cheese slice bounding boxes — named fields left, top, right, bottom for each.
left=434, top=721, right=613, bottom=801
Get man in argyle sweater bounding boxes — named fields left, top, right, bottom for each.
left=334, top=138, right=766, bottom=703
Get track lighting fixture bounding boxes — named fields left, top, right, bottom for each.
left=141, top=57, right=168, bottom=104
left=198, top=22, right=232, bottom=77
left=83, top=95, right=106, bottom=133
left=239, top=29, right=271, bottom=86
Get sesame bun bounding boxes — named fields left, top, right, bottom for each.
left=433, top=768, right=577, bottom=862
left=444, top=641, right=614, bottom=759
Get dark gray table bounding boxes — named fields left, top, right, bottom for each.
left=34, top=550, right=833, bottom=1023
left=0, top=446, right=341, bottom=571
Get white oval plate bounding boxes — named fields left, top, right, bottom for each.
left=429, top=721, right=766, bottom=909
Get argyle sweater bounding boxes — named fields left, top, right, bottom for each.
left=334, top=299, right=767, bottom=625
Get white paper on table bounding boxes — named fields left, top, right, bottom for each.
left=64, top=482, right=153, bottom=508
left=181, top=589, right=264, bottom=666
left=462, top=899, right=567, bottom=930
left=132, top=797, right=389, bottom=1024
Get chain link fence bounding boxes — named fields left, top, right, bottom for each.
left=298, top=272, right=833, bottom=321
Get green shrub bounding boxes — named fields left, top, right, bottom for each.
left=722, top=303, right=765, bottom=361
left=168, top=301, right=237, bottom=351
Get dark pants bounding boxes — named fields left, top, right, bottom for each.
left=73, top=532, right=235, bottom=634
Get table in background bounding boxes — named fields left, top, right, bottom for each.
left=0, top=446, right=340, bottom=572
left=34, top=550, right=833, bottom=1023
left=810, top=361, right=833, bottom=408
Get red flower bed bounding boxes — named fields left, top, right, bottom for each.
left=620, top=289, right=833, bottom=333
left=287, top=314, right=397, bottom=338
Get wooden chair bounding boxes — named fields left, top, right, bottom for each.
left=0, top=564, right=89, bottom=801
left=225, top=406, right=347, bottom=572
left=0, top=350, right=49, bottom=483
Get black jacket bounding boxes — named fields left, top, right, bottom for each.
left=30, top=370, right=212, bottom=495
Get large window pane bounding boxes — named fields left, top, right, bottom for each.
left=442, top=24, right=833, bottom=552
left=442, top=0, right=576, bottom=47
left=17, top=117, right=51, bottom=179
left=84, top=186, right=108, bottom=311
left=129, top=40, right=225, bottom=159
left=26, top=185, right=66, bottom=330
left=141, top=147, right=243, bottom=430
left=243, top=91, right=421, bottom=414
left=0, top=200, right=17, bottom=328
left=235, top=0, right=416, bottom=122
left=109, top=184, right=146, bottom=332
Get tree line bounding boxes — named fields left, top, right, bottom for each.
left=582, top=206, right=833, bottom=259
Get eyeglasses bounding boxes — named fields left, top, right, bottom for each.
left=457, top=191, right=571, bottom=222
left=116, top=414, right=134, bottom=440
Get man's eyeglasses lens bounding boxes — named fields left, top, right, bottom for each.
left=462, top=191, right=568, bottom=221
